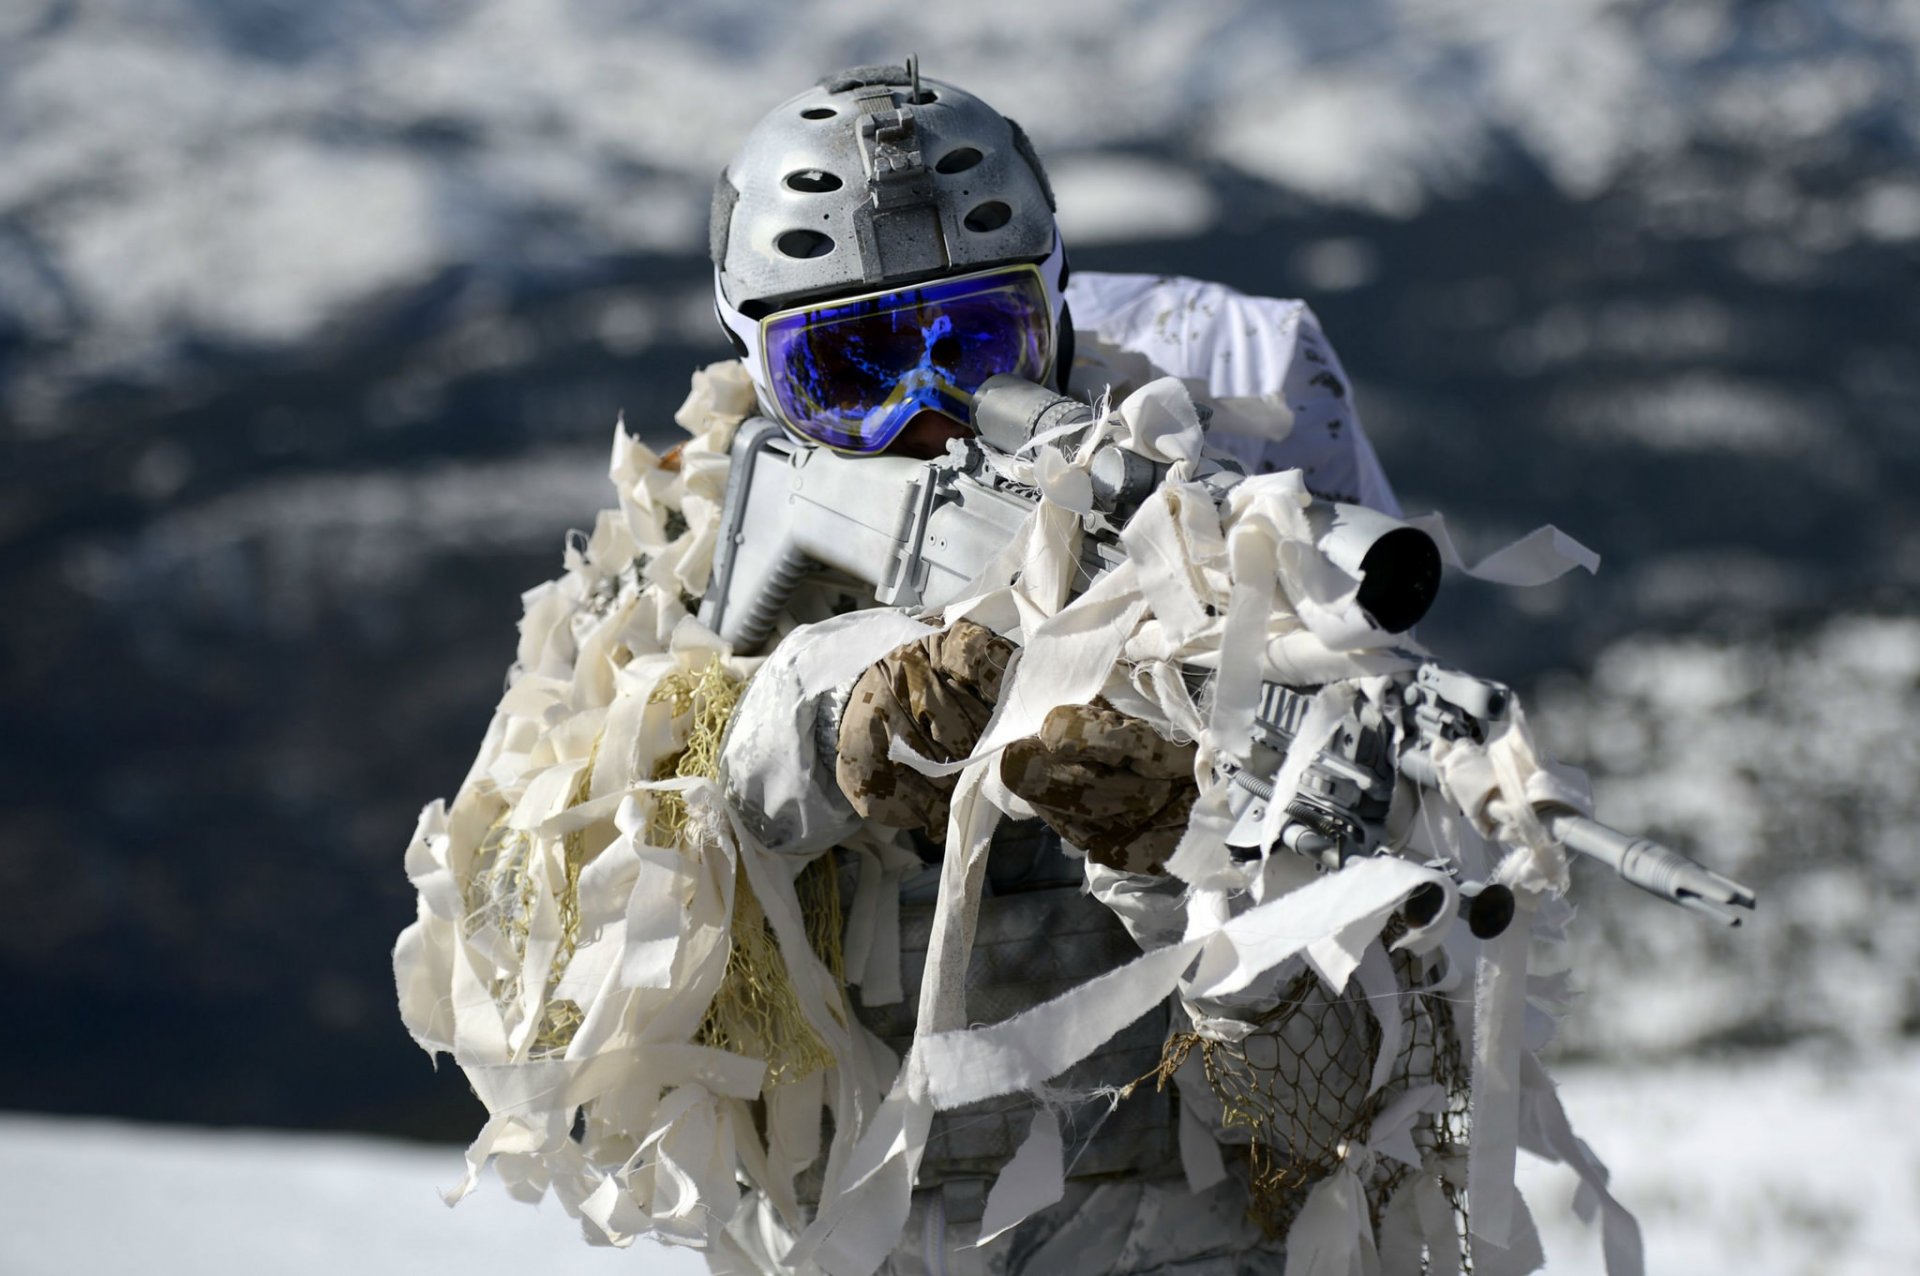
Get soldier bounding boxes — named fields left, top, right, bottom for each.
left=399, top=60, right=1669, bottom=1276
left=707, top=62, right=1405, bottom=1274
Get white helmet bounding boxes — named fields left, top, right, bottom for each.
left=711, top=62, right=1071, bottom=446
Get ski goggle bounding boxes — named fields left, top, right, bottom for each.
left=756, top=263, right=1054, bottom=454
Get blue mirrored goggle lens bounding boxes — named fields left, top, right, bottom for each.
left=763, top=269, right=1050, bottom=452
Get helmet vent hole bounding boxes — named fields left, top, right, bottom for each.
left=935, top=147, right=983, bottom=175
left=785, top=169, right=843, bottom=193
left=800, top=106, right=837, bottom=120
left=963, top=201, right=1012, bottom=233
left=775, top=229, right=836, bottom=259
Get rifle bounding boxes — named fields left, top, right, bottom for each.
left=698, top=378, right=1757, bottom=926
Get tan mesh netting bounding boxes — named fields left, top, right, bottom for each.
left=1155, top=944, right=1472, bottom=1269
left=647, top=661, right=744, bottom=848
left=646, top=661, right=847, bottom=1087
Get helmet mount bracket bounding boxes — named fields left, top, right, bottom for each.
left=854, top=88, right=949, bottom=283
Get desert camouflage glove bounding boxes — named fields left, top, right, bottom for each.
left=1000, top=701, right=1198, bottom=876
left=836, top=619, right=1013, bottom=837
left=837, top=617, right=1200, bottom=870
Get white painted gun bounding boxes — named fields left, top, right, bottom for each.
left=698, top=377, right=1756, bottom=926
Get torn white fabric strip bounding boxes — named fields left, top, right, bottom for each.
left=1113, top=376, right=1207, bottom=470
left=1256, top=685, right=1349, bottom=860
left=1178, top=1091, right=1231, bottom=1194
left=916, top=761, right=1004, bottom=1039
left=1518, top=1052, right=1645, bottom=1276
left=790, top=1086, right=929, bottom=1276
left=1374, top=1178, right=1424, bottom=1276
left=1207, top=519, right=1280, bottom=766
left=1468, top=1192, right=1546, bottom=1276
left=1120, top=486, right=1216, bottom=646
left=620, top=843, right=690, bottom=988
left=1353, top=942, right=1407, bottom=1098
left=1467, top=910, right=1532, bottom=1247
left=1467, top=526, right=1599, bottom=586
left=1194, top=858, right=1448, bottom=1000
left=1283, top=1164, right=1380, bottom=1276
left=842, top=845, right=883, bottom=989
left=921, top=941, right=1197, bottom=1109
left=1364, top=1083, right=1445, bottom=1170
left=974, top=1109, right=1067, bottom=1246
left=1413, top=1170, right=1463, bottom=1276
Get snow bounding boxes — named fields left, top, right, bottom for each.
left=6, top=1046, right=1915, bottom=1275
left=0, top=1114, right=708, bottom=1276
left=1551, top=373, right=1832, bottom=455
left=1518, top=1048, right=1920, bottom=1276
left=1535, top=613, right=1920, bottom=1059
left=4, top=0, right=1915, bottom=399
left=1050, top=154, right=1219, bottom=244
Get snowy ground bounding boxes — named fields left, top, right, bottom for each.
left=0, top=1113, right=706, bottom=1276
left=5, top=1046, right=1915, bottom=1275
left=1517, top=1047, right=1920, bottom=1276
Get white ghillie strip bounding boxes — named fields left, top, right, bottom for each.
left=974, top=1111, right=1067, bottom=1246
left=1404, top=513, right=1601, bottom=588
left=1518, top=1053, right=1645, bottom=1276
left=1284, top=1163, right=1381, bottom=1276
left=1469, top=909, right=1534, bottom=1249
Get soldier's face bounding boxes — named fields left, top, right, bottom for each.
left=883, top=409, right=973, bottom=459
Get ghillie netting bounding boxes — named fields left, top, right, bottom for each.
left=1156, top=947, right=1472, bottom=1269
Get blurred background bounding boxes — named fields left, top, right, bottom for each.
left=2, top=1, right=1916, bottom=1271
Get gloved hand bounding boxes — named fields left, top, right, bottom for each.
left=1000, top=700, right=1197, bottom=876
left=836, top=619, right=1013, bottom=837
left=835, top=619, right=1199, bottom=870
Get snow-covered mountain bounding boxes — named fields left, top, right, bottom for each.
left=3, top=0, right=1916, bottom=414
left=2, top=0, right=1916, bottom=1145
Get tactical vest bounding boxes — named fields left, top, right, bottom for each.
left=802, top=822, right=1176, bottom=1200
